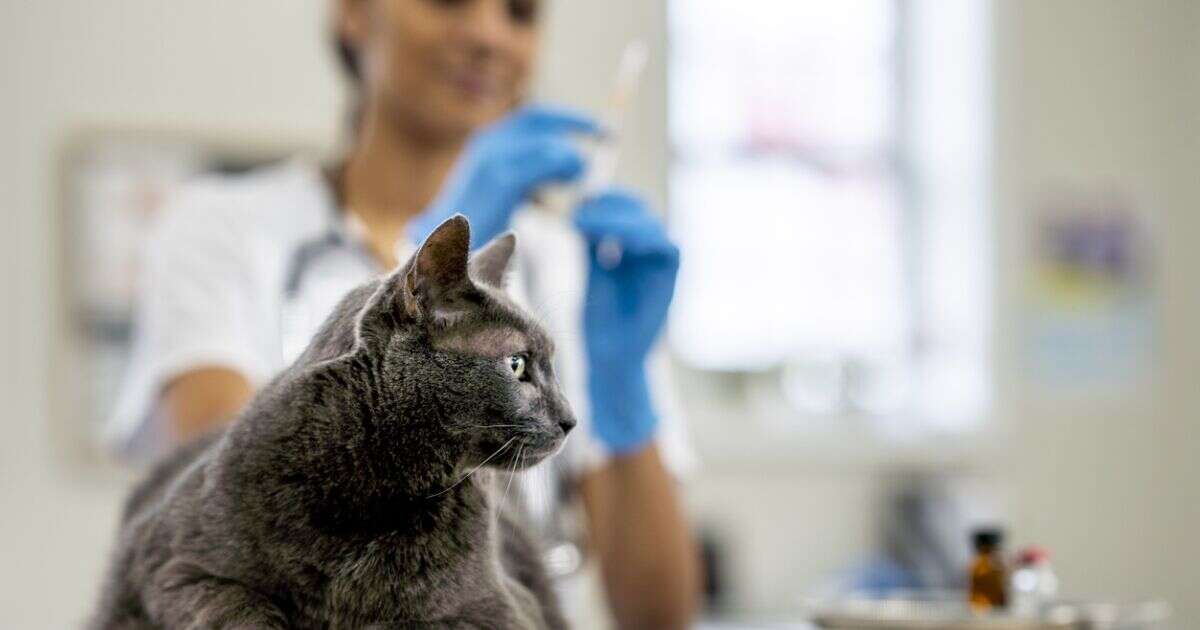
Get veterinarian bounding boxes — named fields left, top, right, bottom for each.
left=108, top=0, right=699, bottom=627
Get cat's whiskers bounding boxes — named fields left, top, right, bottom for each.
left=501, top=445, right=522, bottom=508
left=425, top=436, right=518, bottom=499
left=528, top=459, right=553, bottom=521
left=540, top=460, right=554, bottom=507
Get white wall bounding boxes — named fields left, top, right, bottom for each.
left=995, top=0, right=1200, bottom=623
left=1, top=1, right=1197, bottom=628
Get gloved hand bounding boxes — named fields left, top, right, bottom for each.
left=408, top=104, right=599, bottom=249
left=573, top=190, right=680, bottom=454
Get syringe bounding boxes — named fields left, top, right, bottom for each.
left=533, top=40, right=649, bottom=219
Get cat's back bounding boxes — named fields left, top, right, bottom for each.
left=119, top=431, right=222, bottom=525
left=91, top=432, right=223, bottom=630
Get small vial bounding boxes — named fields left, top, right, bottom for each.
left=1011, top=546, right=1058, bottom=615
left=968, top=528, right=1008, bottom=612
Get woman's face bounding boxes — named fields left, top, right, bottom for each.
left=340, top=0, right=541, bottom=140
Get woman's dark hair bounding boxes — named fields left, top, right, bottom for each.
left=334, top=34, right=365, bottom=134
left=335, top=35, right=362, bottom=85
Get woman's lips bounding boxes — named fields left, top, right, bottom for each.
left=449, top=71, right=501, bottom=101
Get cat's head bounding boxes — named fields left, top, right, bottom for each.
left=351, top=215, right=576, bottom=475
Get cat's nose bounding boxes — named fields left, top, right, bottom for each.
left=558, top=414, right=576, bottom=436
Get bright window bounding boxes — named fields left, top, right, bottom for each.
left=668, top=0, right=991, bottom=433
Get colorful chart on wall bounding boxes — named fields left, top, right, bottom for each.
left=1022, top=185, right=1156, bottom=393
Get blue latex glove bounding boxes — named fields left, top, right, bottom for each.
left=573, top=190, right=680, bottom=454
left=408, top=104, right=600, bottom=249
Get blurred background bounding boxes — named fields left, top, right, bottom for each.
left=1, top=0, right=1197, bottom=627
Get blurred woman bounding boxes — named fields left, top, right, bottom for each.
left=108, top=0, right=699, bottom=627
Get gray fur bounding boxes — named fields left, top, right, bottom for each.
left=91, top=216, right=577, bottom=629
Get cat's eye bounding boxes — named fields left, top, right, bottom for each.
left=507, top=355, right=528, bottom=380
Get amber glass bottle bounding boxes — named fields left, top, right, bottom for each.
left=968, top=528, right=1008, bottom=611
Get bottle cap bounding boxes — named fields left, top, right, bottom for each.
left=972, top=527, right=1004, bottom=550
left=1018, top=546, right=1050, bottom=565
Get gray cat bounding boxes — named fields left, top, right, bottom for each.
left=91, top=215, right=577, bottom=629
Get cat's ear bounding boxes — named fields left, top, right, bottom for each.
left=399, top=214, right=472, bottom=322
left=355, top=215, right=472, bottom=342
left=469, top=231, right=516, bottom=289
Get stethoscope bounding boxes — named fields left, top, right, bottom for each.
left=283, top=229, right=352, bottom=301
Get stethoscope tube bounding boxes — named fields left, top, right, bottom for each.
left=278, top=207, right=378, bottom=363
left=283, top=230, right=346, bottom=300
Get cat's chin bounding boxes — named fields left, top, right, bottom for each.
left=496, top=438, right=565, bottom=471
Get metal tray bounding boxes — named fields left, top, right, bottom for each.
left=809, top=594, right=1169, bottom=630
left=812, top=599, right=1079, bottom=630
